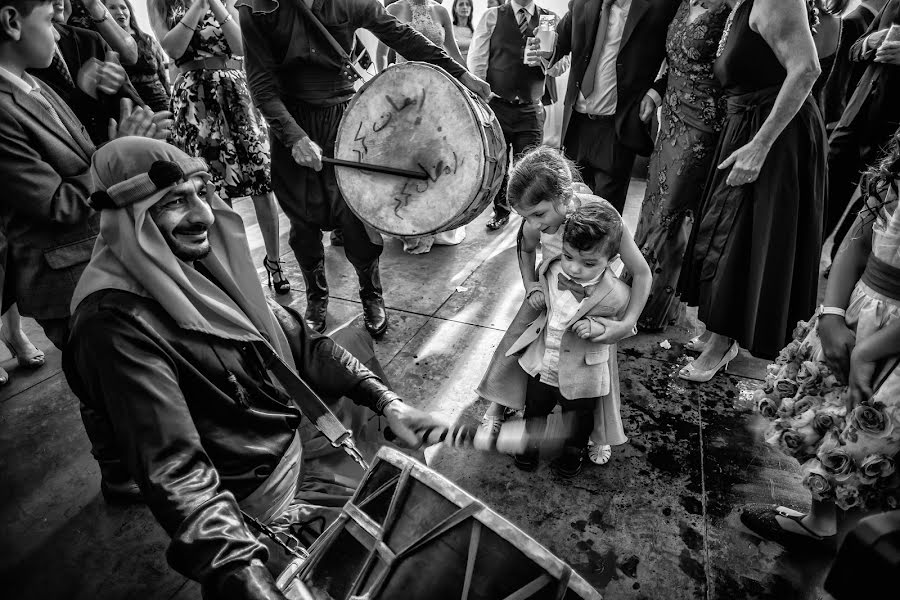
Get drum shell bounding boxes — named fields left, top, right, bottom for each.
left=278, top=447, right=601, bottom=600
left=334, top=62, right=506, bottom=237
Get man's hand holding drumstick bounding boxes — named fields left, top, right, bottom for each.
left=292, top=136, right=324, bottom=172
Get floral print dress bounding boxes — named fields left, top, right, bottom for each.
left=168, top=8, right=272, bottom=201
left=631, top=1, right=728, bottom=331
left=755, top=200, right=900, bottom=512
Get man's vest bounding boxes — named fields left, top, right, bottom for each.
left=486, top=3, right=552, bottom=104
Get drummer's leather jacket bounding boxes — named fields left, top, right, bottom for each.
left=63, top=289, right=397, bottom=597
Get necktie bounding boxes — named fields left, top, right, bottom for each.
left=557, top=273, right=589, bottom=302
left=51, top=48, right=75, bottom=90
left=517, top=7, right=531, bottom=38
left=581, top=0, right=615, bottom=98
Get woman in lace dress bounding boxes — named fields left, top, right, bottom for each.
left=149, top=0, right=289, bottom=293
left=630, top=0, right=729, bottom=332
left=376, top=0, right=469, bottom=254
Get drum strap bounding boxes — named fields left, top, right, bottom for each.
left=291, top=0, right=372, bottom=84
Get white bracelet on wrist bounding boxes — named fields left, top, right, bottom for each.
left=819, top=305, right=846, bottom=318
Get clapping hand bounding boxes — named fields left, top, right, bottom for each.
left=77, top=57, right=127, bottom=98
left=109, top=98, right=173, bottom=140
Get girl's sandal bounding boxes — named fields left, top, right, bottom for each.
left=740, top=504, right=835, bottom=550
left=587, top=441, right=611, bottom=465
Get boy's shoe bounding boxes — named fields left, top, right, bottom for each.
left=480, top=415, right=503, bottom=435
left=514, top=453, right=539, bottom=472
left=550, top=447, right=584, bottom=478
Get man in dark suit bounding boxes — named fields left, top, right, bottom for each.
left=27, top=0, right=142, bottom=144
left=535, top=0, right=679, bottom=212
left=826, top=0, right=899, bottom=257
left=0, top=0, right=170, bottom=501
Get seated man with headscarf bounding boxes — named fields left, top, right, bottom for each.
left=63, top=136, right=441, bottom=600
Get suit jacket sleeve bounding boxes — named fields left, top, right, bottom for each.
left=66, top=310, right=267, bottom=585
left=358, top=0, right=466, bottom=77
left=550, top=2, right=574, bottom=67
left=0, top=112, right=94, bottom=225
left=849, top=4, right=889, bottom=63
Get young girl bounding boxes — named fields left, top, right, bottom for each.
left=477, top=146, right=652, bottom=466
left=742, top=127, right=900, bottom=545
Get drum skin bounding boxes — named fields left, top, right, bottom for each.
left=334, top=62, right=506, bottom=237
left=278, top=447, right=602, bottom=600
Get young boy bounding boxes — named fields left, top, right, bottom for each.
left=505, top=203, right=631, bottom=477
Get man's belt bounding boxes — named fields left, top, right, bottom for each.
left=179, top=56, right=244, bottom=73
left=491, top=96, right=541, bottom=106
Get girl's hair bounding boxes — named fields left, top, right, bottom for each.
left=859, top=127, right=900, bottom=224
left=451, top=0, right=473, bottom=30
left=106, top=0, right=155, bottom=58
left=507, top=146, right=580, bottom=213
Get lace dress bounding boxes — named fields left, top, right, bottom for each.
left=168, top=8, right=272, bottom=202
left=396, top=0, right=467, bottom=254
left=631, top=1, right=727, bottom=331
left=756, top=199, right=900, bottom=511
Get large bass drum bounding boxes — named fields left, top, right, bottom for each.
left=276, top=447, right=601, bottom=600
left=334, top=62, right=506, bottom=238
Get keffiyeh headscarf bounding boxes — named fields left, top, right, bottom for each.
left=71, top=137, right=294, bottom=367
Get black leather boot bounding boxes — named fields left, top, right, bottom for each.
left=299, top=259, right=328, bottom=333
left=355, top=260, right=388, bottom=338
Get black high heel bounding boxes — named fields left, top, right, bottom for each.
left=263, top=256, right=291, bottom=294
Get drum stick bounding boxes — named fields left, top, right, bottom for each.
left=322, top=157, right=429, bottom=180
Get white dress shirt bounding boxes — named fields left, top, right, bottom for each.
left=575, top=0, right=632, bottom=116
left=467, top=1, right=569, bottom=80
left=520, top=261, right=605, bottom=387
left=0, top=64, right=40, bottom=94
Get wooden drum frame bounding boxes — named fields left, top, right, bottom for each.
left=277, top=447, right=602, bottom=600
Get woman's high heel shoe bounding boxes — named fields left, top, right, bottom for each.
left=263, top=256, right=291, bottom=295
left=678, top=341, right=739, bottom=383
left=683, top=335, right=709, bottom=353
left=1, top=332, right=45, bottom=369
left=0, top=365, right=8, bottom=386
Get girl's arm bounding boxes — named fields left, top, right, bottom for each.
left=587, top=226, right=651, bottom=344
left=208, top=0, right=243, bottom=55
left=154, top=0, right=207, bottom=62
left=436, top=5, right=466, bottom=67
left=517, top=220, right=541, bottom=289
left=819, top=189, right=878, bottom=380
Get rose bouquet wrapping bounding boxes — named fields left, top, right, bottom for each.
left=755, top=316, right=900, bottom=510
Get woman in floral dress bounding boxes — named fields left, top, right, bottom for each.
left=742, top=127, right=900, bottom=546
left=629, top=0, right=729, bottom=332
left=149, top=0, right=289, bottom=292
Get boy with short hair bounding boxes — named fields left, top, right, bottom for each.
left=504, top=202, right=631, bottom=477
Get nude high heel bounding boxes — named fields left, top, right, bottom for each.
left=678, top=341, right=738, bottom=383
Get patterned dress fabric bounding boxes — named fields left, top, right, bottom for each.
left=756, top=200, right=900, bottom=512
left=168, top=9, right=272, bottom=201
left=632, top=1, right=728, bottom=331
left=127, top=33, right=171, bottom=113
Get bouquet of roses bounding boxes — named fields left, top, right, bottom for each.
left=754, top=315, right=900, bottom=510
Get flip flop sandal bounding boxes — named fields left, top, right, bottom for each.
left=739, top=504, right=835, bottom=550
left=587, top=441, right=611, bottom=465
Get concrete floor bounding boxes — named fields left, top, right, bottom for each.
left=1, top=182, right=835, bottom=599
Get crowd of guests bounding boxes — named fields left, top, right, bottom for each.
left=1, top=0, right=899, bottom=597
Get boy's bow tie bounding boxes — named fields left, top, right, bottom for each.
left=557, top=273, right=590, bottom=301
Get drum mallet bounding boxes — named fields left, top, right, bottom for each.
left=322, top=157, right=429, bottom=180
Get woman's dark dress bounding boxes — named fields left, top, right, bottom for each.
left=679, top=0, right=827, bottom=359
left=126, top=33, right=171, bottom=113
left=632, top=0, right=728, bottom=331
